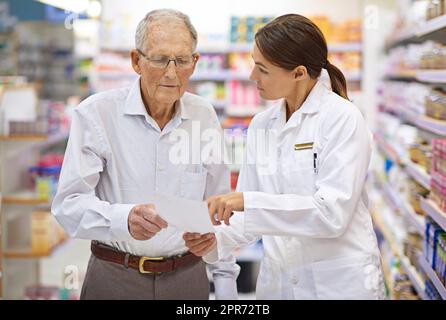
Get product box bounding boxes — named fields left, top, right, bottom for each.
left=31, top=211, right=66, bottom=255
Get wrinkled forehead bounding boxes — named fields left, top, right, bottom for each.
left=145, top=18, right=194, bottom=53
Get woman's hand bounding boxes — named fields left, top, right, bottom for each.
left=183, top=233, right=216, bottom=256
left=207, top=192, right=244, bottom=226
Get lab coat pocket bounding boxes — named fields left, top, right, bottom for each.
left=256, top=257, right=282, bottom=299
left=180, top=170, right=208, bottom=201
left=311, top=254, right=381, bottom=300
left=292, top=149, right=314, bottom=171
left=283, top=149, right=316, bottom=194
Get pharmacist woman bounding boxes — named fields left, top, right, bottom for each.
left=184, top=14, right=386, bottom=300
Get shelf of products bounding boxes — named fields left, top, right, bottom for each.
left=421, top=198, right=446, bottom=231
left=373, top=170, right=425, bottom=236
left=405, top=160, right=431, bottom=191
left=386, top=69, right=446, bottom=84
left=371, top=207, right=425, bottom=299
left=2, top=190, right=50, bottom=206
left=386, top=12, right=446, bottom=51
left=419, top=253, right=446, bottom=299
left=4, top=238, right=68, bottom=259
left=0, top=80, right=70, bottom=298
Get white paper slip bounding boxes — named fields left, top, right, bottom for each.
left=152, top=193, right=215, bottom=234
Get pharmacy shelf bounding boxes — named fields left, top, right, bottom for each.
left=211, top=100, right=227, bottom=109
left=0, top=134, right=47, bottom=141
left=226, top=106, right=266, bottom=117
left=381, top=254, right=394, bottom=296
left=2, top=190, right=50, bottom=206
left=192, top=70, right=361, bottom=82
left=400, top=255, right=426, bottom=300
left=191, top=70, right=251, bottom=81
left=372, top=210, right=426, bottom=299
left=373, top=170, right=425, bottom=236
left=420, top=198, right=446, bottom=231
left=198, top=43, right=253, bottom=53
left=4, top=237, right=68, bottom=259
left=385, top=69, right=446, bottom=84
left=198, top=41, right=362, bottom=53
left=419, top=255, right=446, bottom=299
left=374, top=133, right=403, bottom=165
left=399, top=199, right=426, bottom=236
left=418, top=14, right=446, bottom=38
left=372, top=210, right=402, bottom=257
left=0, top=131, right=69, bottom=156
left=381, top=104, right=446, bottom=137
left=404, top=161, right=431, bottom=190
left=416, top=70, right=446, bottom=84
left=414, top=116, right=446, bottom=136
left=386, top=14, right=446, bottom=50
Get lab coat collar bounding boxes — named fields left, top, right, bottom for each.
left=271, top=81, right=327, bottom=131
left=123, top=77, right=191, bottom=122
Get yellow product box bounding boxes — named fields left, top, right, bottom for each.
left=31, top=211, right=66, bottom=255
left=310, top=16, right=332, bottom=43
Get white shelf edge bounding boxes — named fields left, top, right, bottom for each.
left=400, top=255, right=426, bottom=299
left=421, top=198, right=446, bottom=231
left=419, top=255, right=446, bottom=299
left=400, top=199, right=426, bottom=236
left=386, top=14, right=446, bottom=49
left=415, top=116, right=446, bottom=136
left=380, top=104, right=446, bottom=137
left=372, top=209, right=426, bottom=299
left=415, top=70, right=446, bottom=84
left=404, top=161, right=431, bottom=191
left=373, top=170, right=425, bottom=236
left=417, top=14, right=446, bottom=38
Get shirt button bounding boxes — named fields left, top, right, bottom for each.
left=157, top=164, right=165, bottom=171
left=291, top=277, right=299, bottom=285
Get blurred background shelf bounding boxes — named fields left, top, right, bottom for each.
left=419, top=255, right=446, bottom=300
left=421, top=198, right=446, bottom=232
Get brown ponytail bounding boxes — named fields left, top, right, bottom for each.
left=255, top=14, right=349, bottom=101
left=325, top=61, right=349, bottom=100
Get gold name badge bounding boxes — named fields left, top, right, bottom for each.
left=294, top=142, right=314, bottom=151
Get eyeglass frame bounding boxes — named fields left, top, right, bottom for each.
left=136, top=49, right=198, bottom=70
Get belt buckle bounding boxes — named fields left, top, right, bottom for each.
left=138, top=256, right=164, bottom=274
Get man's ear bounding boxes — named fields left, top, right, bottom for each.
left=190, top=52, right=200, bottom=73
left=131, top=49, right=141, bottom=75
left=293, top=65, right=308, bottom=81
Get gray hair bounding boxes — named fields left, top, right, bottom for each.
left=135, top=9, right=198, bottom=53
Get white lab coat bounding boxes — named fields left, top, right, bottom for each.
left=206, top=81, right=385, bottom=300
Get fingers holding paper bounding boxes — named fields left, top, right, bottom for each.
left=207, top=192, right=244, bottom=226
left=128, top=204, right=168, bottom=240
left=183, top=232, right=216, bottom=257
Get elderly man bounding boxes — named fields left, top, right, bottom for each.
left=52, top=9, right=239, bottom=300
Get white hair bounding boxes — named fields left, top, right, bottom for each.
left=135, top=9, right=198, bottom=52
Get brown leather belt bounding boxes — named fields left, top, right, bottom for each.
left=91, top=241, right=201, bottom=274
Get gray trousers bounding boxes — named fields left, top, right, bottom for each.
left=80, top=253, right=210, bottom=300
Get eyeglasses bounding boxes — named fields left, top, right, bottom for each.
left=137, top=49, right=197, bottom=70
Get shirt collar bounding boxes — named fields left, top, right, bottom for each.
left=123, top=77, right=191, bottom=122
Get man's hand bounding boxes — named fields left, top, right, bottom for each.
left=183, top=232, right=216, bottom=256
left=128, top=204, right=168, bottom=240
left=207, top=192, right=244, bottom=226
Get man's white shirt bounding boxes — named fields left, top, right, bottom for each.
left=52, top=78, right=240, bottom=299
